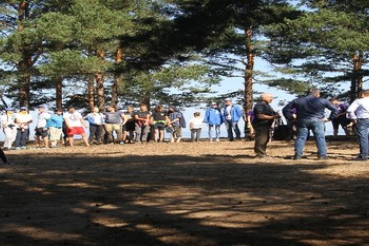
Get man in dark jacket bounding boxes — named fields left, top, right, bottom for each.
left=283, top=89, right=338, bottom=160
left=252, top=93, right=280, bottom=158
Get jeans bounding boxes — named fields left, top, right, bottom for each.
left=354, top=118, right=369, bottom=158
left=225, top=119, right=241, bottom=140
left=208, top=125, right=220, bottom=140
left=295, top=118, right=327, bottom=157
left=15, top=128, right=29, bottom=147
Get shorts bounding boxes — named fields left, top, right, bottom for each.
left=154, top=122, right=166, bottom=130
left=66, top=127, right=85, bottom=136
left=49, top=127, right=63, bottom=141
left=123, top=120, right=135, bottom=132
left=35, top=127, right=48, bottom=138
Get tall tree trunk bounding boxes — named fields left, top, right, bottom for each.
left=95, top=73, right=105, bottom=112
left=55, top=75, right=63, bottom=109
left=96, top=48, right=105, bottom=111
left=351, top=52, right=363, bottom=103
left=17, top=1, right=31, bottom=107
left=112, top=46, right=123, bottom=106
left=244, top=25, right=254, bottom=134
left=88, top=75, right=95, bottom=111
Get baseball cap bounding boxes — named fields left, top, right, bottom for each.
left=38, top=104, right=47, bottom=109
left=20, top=106, right=27, bottom=110
left=5, top=107, right=14, bottom=111
left=224, top=98, right=232, bottom=102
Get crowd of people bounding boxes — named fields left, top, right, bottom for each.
left=0, top=99, right=245, bottom=153
left=1, top=88, right=368, bottom=164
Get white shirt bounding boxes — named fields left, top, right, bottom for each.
left=64, top=112, right=83, bottom=127
left=190, top=117, right=203, bottom=129
left=16, top=113, right=33, bottom=129
left=347, top=97, right=369, bottom=120
left=37, top=112, right=51, bottom=128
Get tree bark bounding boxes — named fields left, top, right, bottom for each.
left=55, top=75, right=63, bottom=109
left=244, top=25, right=254, bottom=134
left=112, top=46, right=123, bottom=106
left=351, top=52, right=363, bottom=103
left=88, top=75, right=95, bottom=111
left=96, top=48, right=105, bottom=111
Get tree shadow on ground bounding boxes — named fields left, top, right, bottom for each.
left=0, top=152, right=368, bottom=246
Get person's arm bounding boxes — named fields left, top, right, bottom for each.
left=282, top=101, right=294, bottom=120
left=80, top=117, right=88, bottom=128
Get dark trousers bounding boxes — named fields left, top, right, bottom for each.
left=254, top=126, right=271, bottom=156
left=89, top=124, right=103, bottom=144
left=0, top=148, right=8, bottom=163
left=15, top=129, right=29, bottom=147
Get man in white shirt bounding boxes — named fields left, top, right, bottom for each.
left=347, top=90, right=369, bottom=161
left=63, top=106, right=90, bottom=147
left=35, top=105, right=51, bottom=149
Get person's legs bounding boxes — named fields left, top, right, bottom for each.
left=81, top=133, right=90, bottom=146
left=226, top=120, right=234, bottom=140
left=195, top=129, right=201, bottom=142
left=294, top=119, right=309, bottom=158
left=310, top=119, right=328, bottom=157
left=89, top=124, right=97, bottom=143
left=208, top=125, right=214, bottom=141
left=95, top=126, right=102, bottom=144
left=215, top=125, right=221, bottom=141
left=233, top=122, right=241, bottom=139
left=191, top=129, right=195, bottom=142
left=355, top=119, right=369, bottom=159
left=15, top=130, right=22, bottom=148
left=254, top=126, right=270, bottom=156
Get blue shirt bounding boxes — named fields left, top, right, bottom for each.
left=46, top=113, right=63, bottom=128
left=283, top=95, right=338, bottom=120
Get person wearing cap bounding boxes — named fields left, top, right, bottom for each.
left=283, top=89, right=338, bottom=160
left=252, top=93, right=280, bottom=158
left=204, top=102, right=223, bottom=142
left=63, top=106, right=90, bottom=147
left=14, top=106, right=33, bottom=150
left=35, top=104, right=51, bottom=149
left=46, top=108, right=64, bottom=148
left=1, top=107, right=18, bottom=150
left=223, top=98, right=242, bottom=141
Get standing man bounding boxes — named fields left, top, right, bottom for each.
left=204, top=102, right=223, bottom=142
left=223, top=98, right=242, bottom=141
left=329, top=97, right=350, bottom=136
left=14, top=106, right=33, bottom=149
left=283, top=89, right=338, bottom=160
left=346, top=89, right=369, bottom=161
left=35, top=105, right=51, bottom=149
left=85, top=107, right=104, bottom=145
left=252, top=93, right=280, bottom=158
left=63, top=106, right=90, bottom=147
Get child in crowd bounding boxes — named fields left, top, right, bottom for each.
left=189, top=112, right=203, bottom=142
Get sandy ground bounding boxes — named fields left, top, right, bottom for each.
left=1, top=137, right=369, bottom=246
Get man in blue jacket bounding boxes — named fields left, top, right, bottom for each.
left=204, top=102, right=223, bottom=142
left=283, top=89, right=338, bottom=160
left=223, top=98, right=242, bottom=141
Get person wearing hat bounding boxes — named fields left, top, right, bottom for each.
left=35, top=104, right=51, bottom=149
left=204, top=102, right=223, bottom=142
left=223, top=98, right=243, bottom=141
left=1, top=107, right=18, bottom=150
left=14, top=106, right=33, bottom=150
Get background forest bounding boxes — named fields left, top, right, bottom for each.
left=1, top=0, right=369, bottom=114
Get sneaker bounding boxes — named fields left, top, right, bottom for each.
left=318, top=155, right=329, bottom=160
left=216, top=138, right=220, bottom=142
left=21, top=146, right=26, bottom=150
left=293, top=155, right=302, bottom=160
left=15, top=147, right=21, bottom=150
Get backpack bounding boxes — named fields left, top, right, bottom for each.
left=179, top=112, right=186, bottom=128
